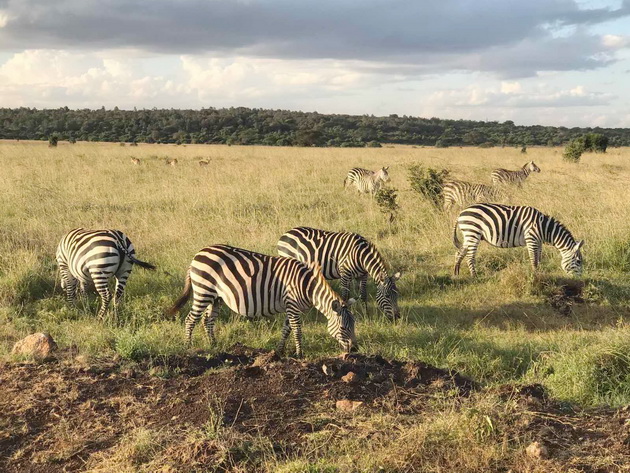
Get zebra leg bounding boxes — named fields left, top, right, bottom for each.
left=91, top=272, right=112, bottom=319
left=184, top=292, right=215, bottom=347
left=454, top=247, right=467, bottom=276
left=277, top=302, right=303, bottom=358
left=465, top=245, right=479, bottom=277
left=526, top=237, right=542, bottom=271
left=340, top=272, right=352, bottom=301
left=359, top=274, right=369, bottom=315
left=59, top=265, right=78, bottom=302
left=113, top=269, right=132, bottom=313
left=201, top=298, right=222, bottom=344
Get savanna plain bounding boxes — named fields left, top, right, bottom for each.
left=1, top=141, right=630, bottom=472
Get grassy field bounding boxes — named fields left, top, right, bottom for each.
left=1, top=141, right=630, bottom=471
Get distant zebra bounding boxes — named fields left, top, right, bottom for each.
left=166, top=158, right=178, bottom=166
left=56, top=229, right=156, bottom=318
left=198, top=160, right=209, bottom=166
left=277, top=227, right=401, bottom=320
left=168, top=245, right=357, bottom=357
left=491, top=161, right=540, bottom=186
left=344, top=167, right=390, bottom=195
left=130, top=157, right=141, bottom=165
left=453, top=204, right=584, bottom=277
left=443, top=179, right=501, bottom=211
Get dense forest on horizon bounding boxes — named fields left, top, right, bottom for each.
left=1, top=106, right=629, bottom=147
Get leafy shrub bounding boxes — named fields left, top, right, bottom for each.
left=435, top=139, right=449, bottom=148
left=48, top=135, right=58, bottom=147
left=563, top=138, right=585, bottom=162
left=583, top=133, right=608, bottom=153
left=367, top=141, right=382, bottom=148
left=520, top=145, right=527, bottom=153
left=478, top=142, right=495, bottom=148
left=375, top=188, right=400, bottom=223
left=408, top=165, right=450, bottom=208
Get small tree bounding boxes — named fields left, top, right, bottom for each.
left=520, top=145, right=527, bottom=154
left=375, top=188, right=400, bottom=223
left=48, top=135, right=58, bottom=147
left=563, top=138, right=585, bottom=163
left=583, top=133, right=608, bottom=153
left=408, top=165, right=450, bottom=208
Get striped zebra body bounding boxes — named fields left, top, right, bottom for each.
left=277, top=227, right=401, bottom=320
left=56, top=228, right=156, bottom=318
left=491, top=161, right=540, bottom=186
left=443, top=179, right=501, bottom=210
left=344, top=167, right=390, bottom=195
left=453, top=204, right=584, bottom=277
left=168, top=245, right=356, bottom=357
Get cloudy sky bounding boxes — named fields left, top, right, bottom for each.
left=1, top=0, right=629, bottom=126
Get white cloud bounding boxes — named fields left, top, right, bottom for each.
left=501, top=81, right=522, bottom=94
left=602, top=34, right=630, bottom=48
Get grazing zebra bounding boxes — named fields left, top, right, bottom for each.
left=277, top=227, right=401, bottom=320
left=56, top=229, right=156, bottom=318
left=199, top=160, right=209, bottom=166
left=491, top=161, right=540, bottom=186
left=344, top=167, right=390, bottom=195
left=453, top=204, right=584, bottom=277
left=442, top=179, right=501, bottom=211
left=167, top=245, right=357, bottom=357
left=130, top=157, right=141, bottom=165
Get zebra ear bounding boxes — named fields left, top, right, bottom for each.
left=392, top=271, right=402, bottom=281
left=332, top=300, right=341, bottom=313
left=383, top=166, right=389, bottom=171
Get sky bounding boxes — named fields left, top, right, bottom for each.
left=0, top=0, right=629, bottom=127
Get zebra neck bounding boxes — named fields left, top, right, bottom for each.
left=521, top=166, right=530, bottom=177
left=360, top=246, right=387, bottom=283
left=542, top=219, right=576, bottom=251
left=309, top=273, right=338, bottom=320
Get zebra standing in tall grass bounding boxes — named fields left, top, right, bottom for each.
left=56, top=228, right=156, bottom=318
left=442, top=179, right=502, bottom=211
left=491, top=161, right=540, bottom=186
left=277, top=227, right=401, bottom=320
left=344, top=167, right=390, bottom=195
left=168, top=245, right=357, bottom=357
left=452, top=204, right=584, bottom=277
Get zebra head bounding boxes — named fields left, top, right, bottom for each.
left=330, top=299, right=357, bottom=353
left=561, top=240, right=584, bottom=276
left=528, top=161, right=541, bottom=173
left=376, top=271, right=402, bottom=320
left=379, top=166, right=391, bottom=183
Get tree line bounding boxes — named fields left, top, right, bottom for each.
left=2, top=106, right=629, bottom=147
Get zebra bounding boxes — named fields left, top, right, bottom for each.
left=344, top=167, right=390, bottom=195
left=452, top=204, right=584, bottom=277
left=167, top=245, right=357, bottom=357
left=199, top=160, right=209, bottom=166
left=277, top=227, right=401, bottom=320
left=442, top=179, right=502, bottom=211
left=166, top=158, right=178, bottom=166
left=491, top=161, right=540, bottom=186
left=56, top=228, right=156, bottom=318
left=130, top=157, right=141, bottom=165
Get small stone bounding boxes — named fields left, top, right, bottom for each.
left=322, top=364, right=332, bottom=376
left=526, top=441, right=548, bottom=459
left=336, top=399, right=364, bottom=411
left=12, top=333, right=57, bottom=360
left=341, top=371, right=359, bottom=384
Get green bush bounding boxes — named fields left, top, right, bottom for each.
left=583, top=133, right=608, bottom=153
left=375, top=188, right=400, bottom=222
left=48, top=135, right=58, bottom=147
left=563, top=139, right=585, bottom=162
left=408, top=165, right=450, bottom=208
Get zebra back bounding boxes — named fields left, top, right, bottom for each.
left=443, top=179, right=500, bottom=210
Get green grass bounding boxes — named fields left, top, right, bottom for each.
left=1, top=141, right=630, bottom=408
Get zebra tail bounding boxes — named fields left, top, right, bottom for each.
left=167, top=269, right=192, bottom=317
left=452, top=221, right=462, bottom=250
left=343, top=177, right=348, bottom=188
left=128, top=255, right=157, bottom=270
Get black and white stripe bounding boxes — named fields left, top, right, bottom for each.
left=168, top=245, right=357, bottom=357
left=443, top=179, right=501, bottom=211
left=277, top=227, right=401, bottom=320
left=344, top=167, right=390, bottom=195
left=453, top=204, right=584, bottom=277
left=491, top=161, right=540, bottom=186
left=56, top=228, right=156, bottom=318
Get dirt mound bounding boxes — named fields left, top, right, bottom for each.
left=1, top=345, right=628, bottom=472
